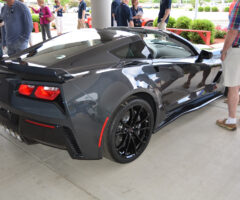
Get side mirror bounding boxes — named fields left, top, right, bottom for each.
left=195, top=50, right=213, bottom=63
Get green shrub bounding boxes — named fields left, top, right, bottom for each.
left=175, top=16, right=192, bottom=40
left=204, top=6, right=210, bottom=12
left=224, top=7, right=229, bottom=12
left=198, top=7, right=203, bottom=12
left=215, top=30, right=227, bottom=38
left=153, top=16, right=176, bottom=28
left=167, top=17, right=176, bottom=28
left=189, top=19, right=215, bottom=44
left=31, top=14, right=39, bottom=23
left=31, top=14, right=41, bottom=32
left=189, top=8, right=193, bottom=11
left=212, top=7, right=219, bottom=12
left=153, top=17, right=158, bottom=27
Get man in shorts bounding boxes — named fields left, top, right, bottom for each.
left=77, top=0, right=86, bottom=29
left=157, top=0, right=172, bottom=31
left=216, top=1, right=240, bottom=131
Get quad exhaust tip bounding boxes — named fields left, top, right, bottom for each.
left=3, top=126, right=23, bottom=142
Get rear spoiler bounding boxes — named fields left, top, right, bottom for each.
left=0, top=62, right=73, bottom=83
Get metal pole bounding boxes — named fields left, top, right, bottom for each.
left=194, top=0, right=199, bottom=20
left=91, top=0, right=111, bottom=28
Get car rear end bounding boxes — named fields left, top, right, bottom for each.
left=0, top=62, right=83, bottom=159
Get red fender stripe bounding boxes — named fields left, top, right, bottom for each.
left=98, top=117, right=109, bottom=148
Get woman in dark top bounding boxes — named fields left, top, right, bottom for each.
left=131, top=0, right=143, bottom=27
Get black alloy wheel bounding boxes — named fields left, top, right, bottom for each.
left=104, top=97, right=154, bottom=163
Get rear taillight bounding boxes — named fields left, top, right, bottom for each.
left=18, top=84, right=60, bottom=101
left=34, top=86, right=60, bottom=101
left=18, top=84, right=35, bottom=96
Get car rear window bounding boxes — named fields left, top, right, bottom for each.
left=16, top=29, right=135, bottom=66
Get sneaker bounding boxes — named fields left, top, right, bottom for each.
left=216, top=119, right=237, bottom=131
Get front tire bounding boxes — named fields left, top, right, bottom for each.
left=104, top=97, right=154, bottom=163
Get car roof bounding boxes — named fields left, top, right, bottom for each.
left=8, top=29, right=140, bottom=69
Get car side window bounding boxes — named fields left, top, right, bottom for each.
left=110, top=41, right=151, bottom=59
left=144, top=33, right=193, bottom=59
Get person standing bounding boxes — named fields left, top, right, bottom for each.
left=53, top=0, right=63, bottom=35
left=131, top=0, right=143, bottom=27
left=229, top=0, right=237, bottom=18
left=30, top=0, right=52, bottom=41
left=115, top=0, right=134, bottom=27
left=157, top=0, right=172, bottom=31
left=77, top=0, right=86, bottom=29
left=0, top=0, right=33, bottom=56
left=19, top=0, right=33, bottom=46
left=111, top=0, right=120, bottom=27
left=216, top=1, right=240, bottom=131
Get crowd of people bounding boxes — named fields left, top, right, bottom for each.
left=112, top=0, right=171, bottom=30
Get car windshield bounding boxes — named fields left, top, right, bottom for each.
left=143, top=33, right=193, bottom=59
left=113, top=28, right=193, bottom=59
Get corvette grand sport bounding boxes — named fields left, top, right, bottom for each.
left=0, top=27, right=223, bottom=163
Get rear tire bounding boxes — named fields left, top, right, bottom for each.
left=104, top=97, right=154, bottom=163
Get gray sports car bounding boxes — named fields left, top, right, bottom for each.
left=0, top=27, right=223, bottom=163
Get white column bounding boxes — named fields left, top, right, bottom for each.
left=194, top=0, right=199, bottom=20
left=91, top=0, right=112, bottom=29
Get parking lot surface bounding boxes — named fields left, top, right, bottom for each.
left=1, top=98, right=240, bottom=200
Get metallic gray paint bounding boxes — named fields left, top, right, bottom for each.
left=0, top=28, right=224, bottom=160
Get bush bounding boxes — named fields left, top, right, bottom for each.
left=31, top=14, right=39, bottom=23
left=31, top=14, right=41, bottom=32
left=215, top=25, right=227, bottom=38
left=212, top=7, right=219, bottom=12
left=204, top=6, right=210, bottom=12
left=175, top=16, right=192, bottom=40
left=224, top=7, right=229, bottom=12
left=189, top=8, right=193, bottom=11
left=215, top=30, right=227, bottom=38
left=153, top=17, right=158, bottom=27
left=189, top=19, right=215, bottom=44
left=153, top=16, right=176, bottom=28
left=198, top=7, right=203, bottom=12
left=167, top=17, right=176, bottom=28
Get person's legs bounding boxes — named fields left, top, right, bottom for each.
left=216, top=86, right=240, bottom=131
left=56, top=16, right=60, bottom=35
left=40, top=24, right=46, bottom=41
left=227, top=86, right=240, bottom=118
left=77, top=19, right=85, bottom=29
left=44, top=24, right=52, bottom=39
left=56, top=17, right=63, bottom=35
left=59, top=17, right=63, bottom=34
left=77, top=19, right=81, bottom=29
